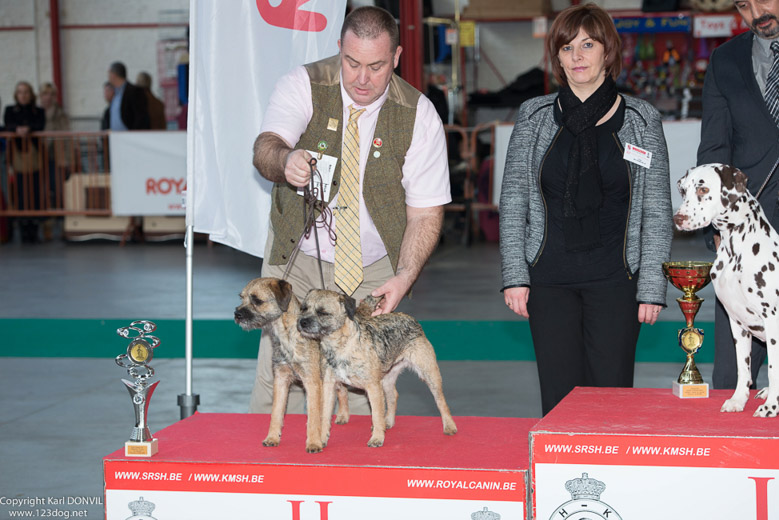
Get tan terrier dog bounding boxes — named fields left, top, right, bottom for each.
left=297, top=289, right=458, bottom=447
left=234, top=278, right=350, bottom=453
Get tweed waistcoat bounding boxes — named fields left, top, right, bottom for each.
left=268, top=55, right=420, bottom=271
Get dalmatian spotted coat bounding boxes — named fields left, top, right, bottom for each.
left=674, top=163, right=778, bottom=418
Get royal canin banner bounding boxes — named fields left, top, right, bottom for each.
left=110, top=132, right=186, bottom=216
left=186, top=0, right=346, bottom=257
left=104, top=462, right=526, bottom=519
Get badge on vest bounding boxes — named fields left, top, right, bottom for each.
left=297, top=151, right=338, bottom=200
left=623, top=143, right=652, bottom=168
left=327, top=118, right=339, bottom=131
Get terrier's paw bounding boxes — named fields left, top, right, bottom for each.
left=306, top=441, right=324, bottom=453
left=367, top=435, right=384, bottom=448
left=262, top=436, right=280, bottom=447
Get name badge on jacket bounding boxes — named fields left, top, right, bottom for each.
left=297, top=152, right=338, bottom=200
left=623, top=143, right=652, bottom=168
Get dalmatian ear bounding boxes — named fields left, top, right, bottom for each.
left=717, top=164, right=748, bottom=193
left=716, top=164, right=748, bottom=208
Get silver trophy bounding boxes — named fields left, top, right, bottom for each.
left=115, top=320, right=161, bottom=457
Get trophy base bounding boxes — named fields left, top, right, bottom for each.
left=125, top=438, right=158, bottom=457
left=672, top=381, right=709, bottom=399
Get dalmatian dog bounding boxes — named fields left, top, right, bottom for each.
left=673, top=163, right=778, bottom=418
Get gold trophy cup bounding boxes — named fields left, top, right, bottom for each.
left=662, top=261, right=712, bottom=399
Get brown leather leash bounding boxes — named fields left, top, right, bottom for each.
left=281, top=157, right=335, bottom=290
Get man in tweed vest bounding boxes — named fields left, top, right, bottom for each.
left=249, top=6, right=451, bottom=414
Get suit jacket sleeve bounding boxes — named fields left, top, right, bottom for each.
left=499, top=106, right=533, bottom=289
left=638, top=106, right=672, bottom=306
left=697, top=48, right=733, bottom=167
left=696, top=47, right=732, bottom=251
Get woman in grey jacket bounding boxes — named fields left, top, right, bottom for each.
left=499, top=3, right=672, bottom=415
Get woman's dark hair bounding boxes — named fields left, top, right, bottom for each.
left=546, top=3, right=622, bottom=87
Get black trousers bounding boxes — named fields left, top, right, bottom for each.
left=527, top=280, right=641, bottom=415
left=712, top=297, right=766, bottom=389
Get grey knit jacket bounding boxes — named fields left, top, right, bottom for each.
left=499, top=93, right=672, bottom=305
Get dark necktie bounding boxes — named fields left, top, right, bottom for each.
left=764, top=40, right=779, bottom=126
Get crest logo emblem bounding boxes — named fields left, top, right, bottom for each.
left=126, top=496, right=158, bottom=519
left=471, top=506, right=500, bottom=519
left=549, top=473, right=623, bottom=520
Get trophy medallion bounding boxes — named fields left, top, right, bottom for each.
left=115, top=320, right=161, bottom=456
left=662, top=261, right=712, bottom=398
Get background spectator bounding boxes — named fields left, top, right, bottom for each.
left=136, top=71, right=166, bottom=130
left=101, top=82, right=114, bottom=131
left=3, top=81, right=45, bottom=242
left=39, top=82, right=72, bottom=240
left=39, top=82, right=69, bottom=131
left=106, top=61, right=150, bottom=130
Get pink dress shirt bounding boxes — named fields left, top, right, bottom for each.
left=260, top=64, right=451, bottom=266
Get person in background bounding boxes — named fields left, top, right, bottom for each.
left=135, top=71, right=167, bottom=130
left=249, top=6, right=450, bottom=415
left=0, top=93, right=9, bottom=244
left=500, top=3, right=672, bottom=415
left=101, top=82, right=114, bottom=131
left=39, top=82, right=69, bottom=131
left=3, top=81, right=46, bottom=243
left=106, top=61, right=149, bottom=130
left=38, top=82, right=71, bottom=240
left=696, top=0, right=779, bottom=391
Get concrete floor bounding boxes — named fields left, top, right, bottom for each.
left=0, top=230, right=765, bottom=518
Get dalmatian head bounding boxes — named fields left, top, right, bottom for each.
left=673, top=163, right=748, bottom=231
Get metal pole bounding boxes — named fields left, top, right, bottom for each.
left=49, top=0, right=64, bottom=106
left=177, top=224, right=199, bottom=418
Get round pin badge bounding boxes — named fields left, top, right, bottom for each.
left=317, top=141, right=328, bottom=152
left=373, top=137, right=383, bottom=148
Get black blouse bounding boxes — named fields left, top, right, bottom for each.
left=530, top=96, right=633, bottom=288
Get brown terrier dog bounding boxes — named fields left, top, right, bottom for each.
left=234, top=278, right=350, bottom=453
left=297, top=289, right=458, bottom=447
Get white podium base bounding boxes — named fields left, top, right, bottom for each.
left=125, top=438, right=158, bottom=457
left=672, top=380, right=709, bottom=399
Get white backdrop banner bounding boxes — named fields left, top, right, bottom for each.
left=187, top=0, right=346, bottom=257
left=110, top=131, right=187, bottom=216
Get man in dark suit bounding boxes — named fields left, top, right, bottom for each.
left=697, top=0, right=779, bottom=390
left=106, top=62, right=150, bottom=130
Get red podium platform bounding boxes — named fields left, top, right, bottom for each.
left=104, top=413, right=535, bottom=519
left=530, top=387, right=779, bottom=520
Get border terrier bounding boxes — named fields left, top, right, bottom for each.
left=234, top=277, right=350, bottom=453
left=297, top=289, right=458, bottom=447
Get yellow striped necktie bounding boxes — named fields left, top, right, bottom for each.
left=334, top=105, right=365, bottom=296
